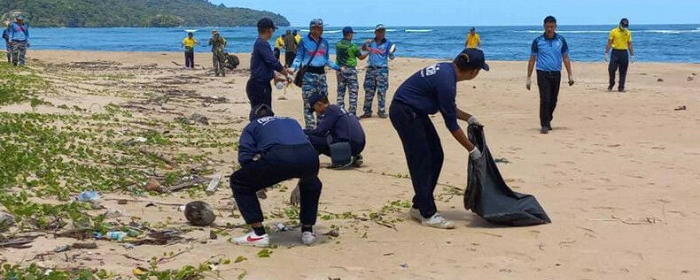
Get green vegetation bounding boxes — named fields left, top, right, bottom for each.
left=0, top=64, right=49, bottom=105
left=2, top=0, right=289, bottom=27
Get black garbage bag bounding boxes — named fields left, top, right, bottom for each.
left=464, top=125, right=551, bottom=226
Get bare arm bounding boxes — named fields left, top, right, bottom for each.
left=456, top=108, right=473, bottom=122
left=628, top=41, right=634, bottom=56
left=451, top=128, right=476, bottom=152
left=563, top=53, right=573, bottom=77
left=527, top=55, right=536, bottom=78
left=605, top=39, right=613, bottom=54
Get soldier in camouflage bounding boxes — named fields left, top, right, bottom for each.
left=208, top=30, right=227, bottom=77
left=335, top=27, right=368, bottom=116
left=360, top=24, right=395, bottom=119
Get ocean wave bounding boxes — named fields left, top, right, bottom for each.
left=512, top=30, right=608, bottom=33
left=325, top=30, right=342, bottom=34
left=640, top=29, right=700, bottom=34
left=514, top=29, right=700, bottom=34
left=405, top=29, right=433, bottom=33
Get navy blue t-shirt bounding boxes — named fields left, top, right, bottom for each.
left=393, top=62, right=460, bottom=132
left=306, top=105, right=365, bottom=144
left=238, top=116, right=310, bottom=165
left=250, top=37, right=284, bottom=83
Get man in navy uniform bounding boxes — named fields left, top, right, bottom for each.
left=230, top=104, right=322, bottom=247
left=305, top=94, right=365, bottom=168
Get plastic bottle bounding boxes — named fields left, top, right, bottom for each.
left=77, top=191, right=100, bottom=202
left=105, top=231, right=127, bottom=241
left=276, top=81, right=285, bottom=90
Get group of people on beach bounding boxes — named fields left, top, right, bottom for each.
left=2, top=14, right=29, bottom=66
left=226, top=15, right=636, bottom=247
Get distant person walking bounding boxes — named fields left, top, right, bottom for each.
left=294, top=30, right=301, bottom=44
left=208, top=30, right=227, bottom=77
left=292, top=18, right=342, bottom=129
left=283, top=29, right=297, bottom=68
left=359, top=24, right=395, bottom=119
left=335, top=26, right=368, bottom=116
left=2, top=21, right=10, bottom=63
left=526, top=16, right=575, bottom=134
left=605, top=18, right=634, bottom=92
left=8, top=14, right=29, bottom=66
left=274, top=33, right=285, bottom=61
left=181, top=32, right=198, bottom=69
left=247, top=18, right=291, bottom=114
left=465, top=27, right=481, bottom=49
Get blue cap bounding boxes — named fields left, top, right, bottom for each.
left=310, top=18, right=324, bottom=27
left=308, top=94, right=326, bottom=107
left=15, top=14, right=24, bottom=20
left=342, top=27, right=354, bottom=35
left=375, top=24, right=386, bottom=31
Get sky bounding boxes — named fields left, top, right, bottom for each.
left=213, top=0, right=700, bottom=27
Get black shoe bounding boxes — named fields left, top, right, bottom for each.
left=378, top=112, right=388, bottom=119
left=607, top=85, right=614, bottom=92
left=618, top=87, right=625, bottom=93
left=358, top=113, right=372, bottom=119
left=546, top=125, right=553, bottom=131
left=352, top=154, right=364, bottom=167
left=540, top=127, right=549, bottom=134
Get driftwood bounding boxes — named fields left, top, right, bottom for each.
left=166, top=176, right=210, bottom=192
left=138, top=146, right=179, bottom=167
left=0, top=238, right=34, bottom=248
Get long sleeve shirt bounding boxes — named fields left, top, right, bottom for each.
left=250, top=37, right=284, bottom=83
left=305, top=105, right=365, bottom=144
left=238, top=116, right=310, bottom=165
left=292, top=35, right=340, bottom=70
left=393, top=62, right=460, bottom=132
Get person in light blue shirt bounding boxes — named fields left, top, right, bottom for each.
left=8, top=14, right=29, bottom=66
left=292, top=18, right=342, bottom=129
left=526, top=16, right=574, bottom=134
left=359, top=24, right=395, bottom=119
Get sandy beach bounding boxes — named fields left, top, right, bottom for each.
left=2, top=49, right=699, bottom=279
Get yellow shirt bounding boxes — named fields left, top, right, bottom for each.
left=275, top=36, right=284, bottom=49
left=183, top=37, right=197, bottom=49
left=295, top=34, right=301, bottom=44
left=466, top=33, right=480, bottom=48
left=609, top=28, right=632, bottom=50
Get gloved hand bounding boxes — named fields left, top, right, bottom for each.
left=604, top=53, right=609, bottom=62
left=630, top=56, right=635, bottom=64
left=289, top=184, right=301, bottom=207
left=568, top=75, right=575, bottom=86
left=469, top=147, right=482, bottom=161
left=526, top=77, right=532, bottom=91
left=467, top=116, right=483, bottom=127
left=256, top=188, right=268, bottom=199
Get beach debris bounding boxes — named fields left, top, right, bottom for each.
left=54, top=245, right=71, bottom=253
left=104, top=209, right=128, bottom=219
left=205, top=172, right=223, bottom=195
left=133, top=267, right=149, bottom=276
left=55, top=228, right=93, bottom=240
left=132, top=230, right=185, bottom=246
left=209, top=230, right=218, bottom=240
left=166, top=175, right=210, bottom=192
left=0, top=237, right=34, bottom=248
left=675, top=105, right=687, bottom=111
left=184, top=201, right=216, bottom=226
left=76, top=191, right=100, bottom=202
left=123, top=243, right=136, bottom=250
left=72, top=242, right=98, bottom=249
left=400, top=263, right=408, bottom=269
left=494, top=158, right=511, bottom=164
left=189, top=113, right=210, bottom=125
left=657, top=78, right=664, bottom=82
left=138, top=147, right=179, bottom=168
left=0, top=212, right=16, bottom=231
left=117, top=199, right=129, bottom=205
left=104, top=231, right=128, bottom=241
left=144, top=177, right=162, bottom=192
left=692, top=73, right=697, bottom=76
left=323, top=229, right=340, bottom=238
left=688, top=76, right=694, bottom=81
left=275, top=223, right=290, bottom=232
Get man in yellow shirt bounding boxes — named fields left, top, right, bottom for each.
left=274, top=34, right=285, bottom=61
left=294, top=30, right=301, bottom=44
left=465, top=27, right=481, bottom=49
left=605, top=18, right=635, bottom=92
left=181, top=32, right=198, bottom=69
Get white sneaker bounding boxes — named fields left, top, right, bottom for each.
left=301, top=231, right=317, bottom=245
left=421, top=213, right=456, bottom=229
left=409, top=208, right=422, bottom=221
left=230, top=232, right=269, bottom=247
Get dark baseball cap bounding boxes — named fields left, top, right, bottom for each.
left=454, top=48, right=490, bottom=71
left=257, top=18, right=276, bottom=30
left=342, top=27, right=354, bottom=35
left=310, top=18, right=325, bottom=27
left=620, top=18, right=629, bottom=28
left=308, top=94, right=326, bottom=107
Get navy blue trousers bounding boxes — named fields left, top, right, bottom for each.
left=389, top=100, right=444, bottom=218
left=230, top=144, right=322, bottom=225
left=307, top=134, right=365, bottom=157
left=246, top=79, right=272, bottom=118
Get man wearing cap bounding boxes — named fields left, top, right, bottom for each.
left=230, top=104, right=323, bottom=247
left=359, top=24, right=395, bottom=119
left=181, top=32, right=198, bottom=69
left=390, top=48, right=489, bottom=229
left=305, top=94, right=366, bottom=168
left=335, top=27, right=369, bottom=116
left=292, top=18, right=342, bottom=129
left=465, top=27, right=481, bottom=49
left=208, top=30, right=227, bottom=77
left=8, top=14, right=29, bottom=66
left=526, top=16, right=574, bottom=134
left=247, top=18, right=291, bottom=115
left=283, top=29, right=297, bottom=68
left=605, top=18, right=634, bottom=92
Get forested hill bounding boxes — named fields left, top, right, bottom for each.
left=1, top=0, right=289, bottom=27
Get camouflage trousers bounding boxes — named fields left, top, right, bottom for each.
left=212, top=51, right=226, bottom=76
left=363, top=67, right=389, bottom=115
left=10, top=41, right=27, bottom=66
left=336, top=67, right=359, bottom=116
left=302, top=72, right=328, bottom=129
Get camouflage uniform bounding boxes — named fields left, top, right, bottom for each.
left=336, top=67, right=359, bottom=115
left=363, top=66, right=389, bottom=115
left=209, top=36, right=227, bottom=76
left=11, top=40, right=28, bottom=66
left=302, top=72, right=328, bottom=128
